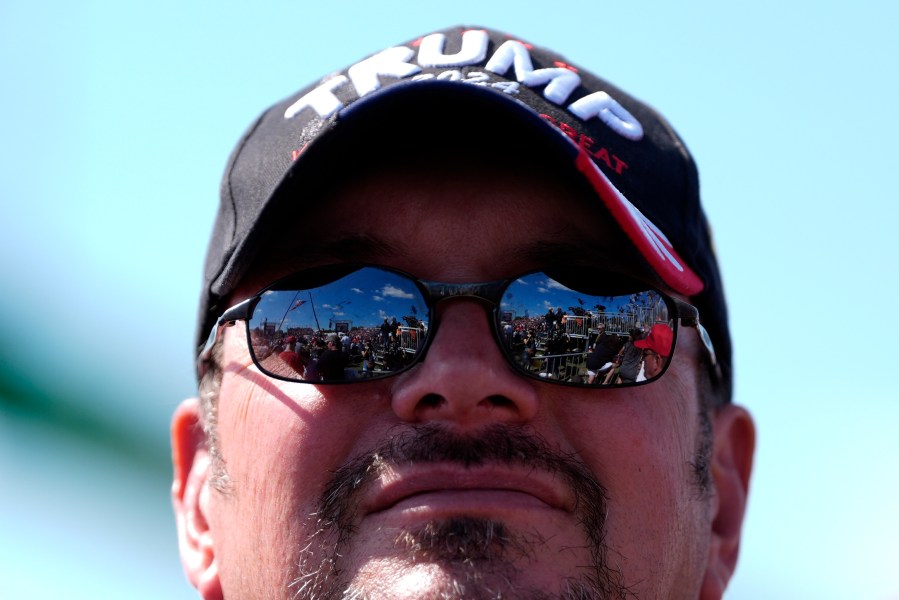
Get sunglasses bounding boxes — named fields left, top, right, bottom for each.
left=199, top=264, right=717, bottom=388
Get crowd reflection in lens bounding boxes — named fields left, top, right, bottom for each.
left=499, top=311, right=674, bottom=386
left=244, top=270, right=677, bottom=386
left=251, top=316, right=429, bottom=383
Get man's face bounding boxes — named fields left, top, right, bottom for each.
left=643, top=350, right=666, bottom=380
left=173, top=162, right=754, bottom=600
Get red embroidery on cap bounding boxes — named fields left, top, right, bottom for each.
left=553, top=61, right=578, bottom=73
left=541, top=114, right=630, bottom=175
left=503, top=35, right=534, bottom=50
left=573, top=150, right=704, bottom=296
left=290, top=144, right=309, bottom=162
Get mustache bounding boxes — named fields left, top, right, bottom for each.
left=315, top=423, right=610, bottom=550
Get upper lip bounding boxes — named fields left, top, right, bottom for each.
left=361, top=462, right=574, bottom=516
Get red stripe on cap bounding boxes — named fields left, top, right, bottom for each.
left=574, top=150, right=705, bottom=296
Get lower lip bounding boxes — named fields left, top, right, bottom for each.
left=372, top=489, right=558, bottom=523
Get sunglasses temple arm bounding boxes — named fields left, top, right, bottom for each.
left=196, top=297, right=255, bottom=379
left=672, top=298, right=718, bottom=369
left=695, top=322, right=718, bottom=368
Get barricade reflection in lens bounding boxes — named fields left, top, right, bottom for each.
left=496, top=273, right=675, bottom=386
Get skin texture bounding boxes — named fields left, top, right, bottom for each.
left=172, top=164, right=755, bottom=599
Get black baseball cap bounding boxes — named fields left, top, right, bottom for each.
left=199, top=25, right=731, bottom=399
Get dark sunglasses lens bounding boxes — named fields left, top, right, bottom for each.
left=246, top=268, right=429, bottom=382
left=497, top=273, right=675, bottom=386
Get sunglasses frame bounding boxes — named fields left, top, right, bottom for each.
left=198, top=264, right=717, bottom=387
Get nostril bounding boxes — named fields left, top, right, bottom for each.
left=419, top=393, right=444, bottom=409
left=485, top=395, right=516, bottom=409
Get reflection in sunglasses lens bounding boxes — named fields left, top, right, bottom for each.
left=243, top=268, right=676, bottom=386
left=496, top=273, right=673, bottom=386
left=248, top=268, right=429, bottom=382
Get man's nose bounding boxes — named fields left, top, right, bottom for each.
left=390, top=300, right=540, bottom=429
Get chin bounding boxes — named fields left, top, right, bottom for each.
left=327, top=516, right=627, bottom=600
left=342, top=560, right=595, bottom=600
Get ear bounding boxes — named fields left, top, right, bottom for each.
left=171, top=398, right=223, bottom=600
left=700, top=404, right=756, bottom=600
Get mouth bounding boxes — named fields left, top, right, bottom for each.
left=362, top=463, right=573, bottom=523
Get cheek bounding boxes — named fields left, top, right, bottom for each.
left=213, top=329, right=367, bottom=499
left=211, top=377, right=324, bottom=555
left=213, top=363, right=396, bottom=523
left=555, top=393, right=695, bottom=504
left=207, top=373, right=398, bottom=593
left=547, top=368, right=707, bottom=582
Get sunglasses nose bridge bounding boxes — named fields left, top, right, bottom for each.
left=420, top=280, right=508, bottom=357
left=422, top=280, right=507, bottom=305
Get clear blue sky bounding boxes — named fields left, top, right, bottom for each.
left=2, top=1, right=897, bottom=598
